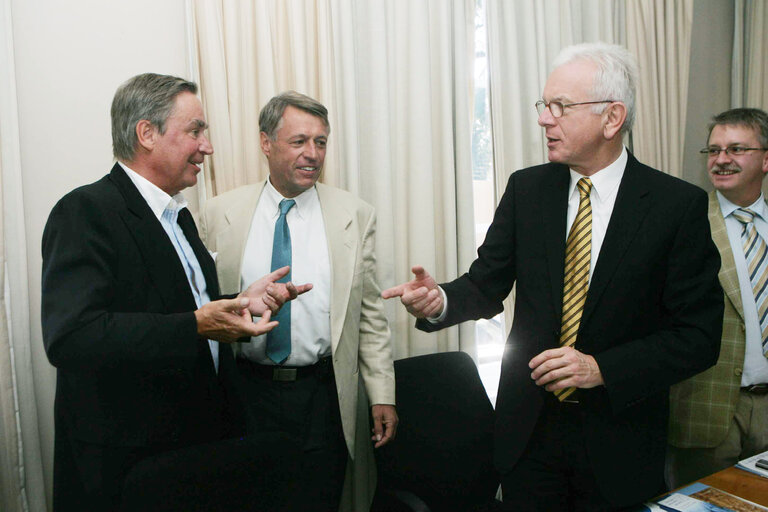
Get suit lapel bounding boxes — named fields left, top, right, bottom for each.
left=217, top=182, right=265, bottom=293
left=542, top=165, right=571, bottom=321
left=110, top=164, right=197, bottom=313
left=177, top=208, right=220, bottom=299
left=580, top=154, right=651, bottom=326
left=317, top=183, right=355, bottom=352
left=709, top=191, right=744, bottom=320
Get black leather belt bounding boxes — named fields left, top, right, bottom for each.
left=742, top=384, right=768, bottom=395
left=237, top=356, right=333, bottom=382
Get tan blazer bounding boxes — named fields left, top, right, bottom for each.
left=669, top=191, right=746, bottom=448
left=199, top=181, right=395, bottom=511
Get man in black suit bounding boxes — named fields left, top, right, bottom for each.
left=41, top=73, right=304, bottom=511
left=383, top=43, right=723, bottom=510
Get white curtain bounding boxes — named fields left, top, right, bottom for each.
left=191, top=0, right=477, bottom=360
left=626, top=0, right=694, bottom=177
left=485, top=0, right=623, bottom=330
left=732, top=0, right=768, bottom=107
left=0, top=1, right=46, bottom=510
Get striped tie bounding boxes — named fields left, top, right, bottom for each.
left=556, top=178, right=592, bottom=402
left=732, top=208, right=768, bottom=358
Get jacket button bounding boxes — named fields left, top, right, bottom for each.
left=735, top=368, right=743, bottom=377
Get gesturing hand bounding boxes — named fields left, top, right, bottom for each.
left=239, top=266, right=313, bottom=316
left=381, top=265, right=444, bottom=319
left=195, top=298, right=278, bottom=343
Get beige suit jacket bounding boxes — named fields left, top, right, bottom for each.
left=669, top=190, right=746, bottom=447
left=199, top=180, right=395, bottom=511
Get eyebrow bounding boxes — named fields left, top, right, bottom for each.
left=189, top=119, right=209, bottom=130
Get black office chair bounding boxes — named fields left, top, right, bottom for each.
left=120, top=433, right=301, bottom=511
left=371, top=351, right=502, bottom=512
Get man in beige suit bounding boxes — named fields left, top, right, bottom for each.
left=668, top=108, right=768, bottom=488
left=199, top=91, right=397, bottom=512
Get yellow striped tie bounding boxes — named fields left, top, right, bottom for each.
left=732, top=208, right=768, bottom=358
left=556, top=177, right=592, bottom=402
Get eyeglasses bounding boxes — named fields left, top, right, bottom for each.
left=699, top=146, right=768, bottom=157
left=535, top=100, right=616, bottom=118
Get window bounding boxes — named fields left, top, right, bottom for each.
left=471, top=0, right=505, bottom=405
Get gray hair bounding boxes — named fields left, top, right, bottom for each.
left=707, top=108, right=768, bottom=148
left=552, top=42, right=639, bottom=134
left=111, top=73, right=198, bottom=161
left=259, top=91, right=330, bottom=140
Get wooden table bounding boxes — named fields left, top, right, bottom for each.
left=699, top=466, right=768, bottom=507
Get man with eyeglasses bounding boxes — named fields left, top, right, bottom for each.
left=668, top=108, right=768, bottom=488
left=383, top=42, right=722, bottom=510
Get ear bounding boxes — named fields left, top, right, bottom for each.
left=135, top=119, right=157, bottom=153
left=602, top=102, right=627, bottom=141
left=762, top=148, right=768, bottom=176
left=260, top=132, right=272, bottom=158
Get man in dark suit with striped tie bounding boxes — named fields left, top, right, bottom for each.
left=383, top=42, right=723, bottom=510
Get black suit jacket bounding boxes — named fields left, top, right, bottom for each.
left=418, top=153, right=723, bottom=506
left=41, top=164, right=241, bottom=508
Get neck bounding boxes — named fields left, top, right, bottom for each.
left=572, top=142, right=623, bottom=176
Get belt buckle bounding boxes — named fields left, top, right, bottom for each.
left=273, top=368, right=297, bottom=382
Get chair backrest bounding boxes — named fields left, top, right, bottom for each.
left=120, top=433, right=301, bottom=511
left=376, top=351, right=498, bottom=511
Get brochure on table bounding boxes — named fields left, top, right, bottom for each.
left=639, top=482, right=768, bottom=511
left=738, top=450, right=768, bottom=479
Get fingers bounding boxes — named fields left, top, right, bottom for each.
left=411, top=265, right=427, bottom=279
left=381, top=283, right=406, bottom=299
left=295, top=283, right=313, bottom=295
left=253, top=308, right=279, bottom=335
left=266, top=265, right=290, bottom=282
left=528, top=348, right=603, bottom=390
left=371, top=405, right=399, bottom=449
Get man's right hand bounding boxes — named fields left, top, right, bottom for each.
left=195, top=298, right=278, bottom=343
left=381, top=265, right=444, bottom=319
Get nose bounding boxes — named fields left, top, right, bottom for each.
left=538, top=107, right=555, bottom=127
left=200, top=135, right=214, bottom=155
left=713, top=149, right=732, bottom=166
left=304, top=141, right=319, bottom=160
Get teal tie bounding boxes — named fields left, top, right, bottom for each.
left=732, top=208, right=768, bottom=358
left=266, top=199, right=296, bottom=364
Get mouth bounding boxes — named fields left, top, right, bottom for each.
left=711, top=167, right=740, bottom=176
left=297, top=166, right=318, bottom=174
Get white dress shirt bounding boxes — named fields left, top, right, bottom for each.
left=566, top=146, right=627, bottom=282
left=433, top=146, right=628, bottom=322
left=239, top=179, right=332, bottom=366
left=119, top=162, right=218, bottom=371
left=717, top=191, right=768, bottom=386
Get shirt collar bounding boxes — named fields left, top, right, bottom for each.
left=264, top=178, right=318, bottom=219
left=567, top=146, right=627, bottom=202
left=119, top=161, right=188, bottom=220
left=717, top=190, right=767, bottom=221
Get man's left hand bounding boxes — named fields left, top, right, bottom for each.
left=529, top=346, right=604, bottom=391
left=371, top=404, right=398, bottom=449
left=239, top=266, right=313, bottom=316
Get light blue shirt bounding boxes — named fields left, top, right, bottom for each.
left=119, top=162, right=218, bottom=372
left=717, top=191, right=768, bottom=386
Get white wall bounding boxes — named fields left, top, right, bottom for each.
left=9, top=0, right=190, bottom=506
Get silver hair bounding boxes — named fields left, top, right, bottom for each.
left=111, top=73, right=198, bottom=161
left=259, top=91, right=330, bottom=140
left=552, top=42, right=638, bottom=134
